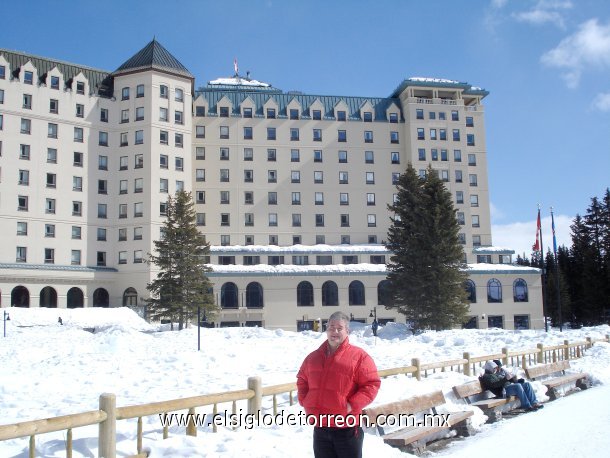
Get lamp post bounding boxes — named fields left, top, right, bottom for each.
left=369, top=307, right=378, bottom=337
left=3, top=310, right=10, bottom=338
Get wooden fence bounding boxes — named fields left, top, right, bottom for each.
left=0, top=335, right=607, bottom=458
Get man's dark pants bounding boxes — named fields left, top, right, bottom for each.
left=313, top=426, right=364, bottom=458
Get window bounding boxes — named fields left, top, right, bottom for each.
left=470, top=195, right=479, bottom=207
left=366, top=172, right=375, bottom=184
left=221, top=213, right=230, bottom=226
left=290, top=128, right=300, bottom=141
left=340, top=214, right=350, bottom=227
left=392, top=173, right=400, bottom=185
left=268, top=170, right=277, bottom=183
left=293, top=255, right=309, bottom=266
left=416, top=109, right=424, bottom=119
left=452, top=110, right=459, bottom=121
left=473, top=235, right=481, bottom=246
left=49, top=98, right=58, bottom=113
left=72, top=226, right=82, bottom=239
left=134, top=154, right=143, bottom=169
left=160, top=85, right=168, bottom=98
left=194, top=147, right=205, bottom=160
left=195, top=106, right=205, bottom=117
left=159, top=107, right=169, bottom=122
left=452, top=129, right=461, bottom=141
left=45, top=224, right=55, bottom=238
left=100, top=108, right=108, bottom=122
left=370, top=255, right=385, bottom=264
left=50, top=75, right=60, bottom=89
left=18, top=169, right=29, bottom=185
left=243, top=126, right=252, bottom=140
left=136, top=84, right=145, bottom=98
left=266, top=108, right=276, bottom=119
left=120, top=132, right=128, bottom=146
left=121, top=109, right=129, bottom=123
left=365, top=151, right=374, bottom=164
left=45, top=198, right=55, bottom=214
left=72, top=151, right=83, bottom=167
left=134, top=202, right=143, bottom=217
left=134, top=178, right=143, bottom=193
left=465, top=280, right=476, bottom=303
left=313, top=129, right=322, bottom=141
left=313, top=150, right=323, bottom=163
left=98, top=203, right=107, bottom=218
left=349, top=281, right=365, bottom=305
left=16, top=247, right=27, bottom=263
left=73, top=176, right=83, bottom=191
left=46, top=123, right=59, bottom=139
left=457, top=212, right=465, bottom=225
left=487, top=279, right=502, bottom=303
left=267, top=127, right=276, bottom=140
left=314, top=192, right=324, bottom=205
left=17, top=221, right=28, bottom=236
left=244, top=213, right=254, bottom=226
left=440, top=129, right=447, bottom=141
left=472, top=215, right=480, bottom=228
left=268, top=255, right=284, bottom=265
left=338, top=130, right=347, bottom=142
left=74, top=127, right=83, bottom=142
left=46, top=173, right=56, bottom=188
left=159, top=130, right=168, bottom=144
left=297, top=281, right=314, bottom=306
left=0, top=65, right=4, bottom=79
left=220, top=169, right=229, bottom=182
left=98, top=179, right=108, bottom=195
left=220, top=191, right=230, bottom=204
left=339, top=171, right=349, bottom=184
left=315, top=214, right=325, bottom=227
left=244, top=191, right=254, bottom=205
left=95, top=251, right=106, bottom=267
left=417, top=128, right=425, bottom=140
left=467, top=134, right=475, bottom=146
left=391, top=152, right=400, bottom=164
left=292, top=213, right=301, bottom=227
left=136, top=107, right=144, bottom=121
left=314, top=171, right=324, bottom=184
left=364, top=131, right=373, bottom=143
left=135, top=130, right=144, bottom=145
left=291, top=171, right=300, bottom=183
left=133, top=227, right=143, bottom=241
left=244, top=169, right=253, bottom=182
left=290, top=108, right=299, bottom=120
left=418, top=148, right=426, bottom=161
left=340, top=193, right=349, bottom=205
left=196, top=213, right=205, bottom=226
left=367, top=193, right=376, bottom=205
left=468, top=153, right=477, bottom=166
left=119, top=203, right=127, bottom=218
left=367, top=214, right=377, bottom=227
left=430, top=129, right=437, bottom=140
left=455, top=170, right=463, bottom=183
left=21, top=118, right=31, bottom=134
left=341, top=235, right=351, bottom=244
left=175, top=88, right=184, bottom=102
left=159, top=155, right=168, bottom=170
left=71, top=250, right=82, bottom=265
left=243, top=148, right=253, bottom=161
left=469, top=174, right=478, bottom=186
left=456, top=191, right=464, bottom=204
left=219, top=125, right=229, bottom=139
left=134, top=250, right=143, bottom=264
left=389, top=113, right=398, bottom=123
left=242, top=107, right=252, bottom=118
left=441, top=149, right=448, bottom=161
left=0, top=89, right=3, bottom=104
left=119, top=252, right=127, bottom=264
left=173, top=156, right=183, bottom=171
left=268, top=213, right=278, bottom=226
left=175, top=133, right=183, bottom=147
left=267, top=149, right=277, bottom=161
left=72, top=201, right=82, bottom=216
left=159, top=201, right=167, bottom=216
left=288, top=149, right=300, bottom=162
left=122, top=87, right=130, bottom=100
left=23, top=71, right=33, bottom=84
left=291, top=192, right=301, bottom=205
left=441, top=170, right=449, bottom=182
left=268, top=192, right=277, bottom=205
left=99, top=131, right=108, bottom=146
left=466, top=116, right=474, bottom=127
left=337, top=110, right=346, bottom=121
left=338, top=150, right=348, bottom=163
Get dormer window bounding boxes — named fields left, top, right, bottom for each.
left=76, top=81, right=85, bottom=95
left=23, top=71, right=33, bottom=85
left=243, top=107, right=252, bottom=118
left=267, top=108, right=276, bottom=119
left=337, top=111, right=346, bottom=121
left=290, top=109, right=299, bottom=120
left=312, top=110, right=321, bottom=120
left=50, top=76, right=60, bottom=90
left=389, top=113, right=398, bottom=123
left=363, top=112, right=372, bottom=122
left=219, top=106, right=229, bottom=117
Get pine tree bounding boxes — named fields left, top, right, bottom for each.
left=147, top=191, right=216, bottom=330
left=385, top=164, right=469, bottom=331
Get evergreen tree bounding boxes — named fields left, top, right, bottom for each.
left=385, top=164, right=469, bottom=331
left=544, top=249, right=571, bottom=326
left=147, top=191, right=216, bottom=330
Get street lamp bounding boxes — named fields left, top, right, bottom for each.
left=369, top=307, right=378, bottom=337
left=3, top=311, right=10, bottom=338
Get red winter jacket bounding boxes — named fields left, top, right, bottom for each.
left=296, top=337, right=380, bottom=427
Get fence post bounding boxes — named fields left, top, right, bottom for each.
left=247, top=376, right=262, bottom=421
left=186, top=407, right=197, bottom=437
left=412, top=358, right=421, bottom=381
left=463, top=352, right=471, bottom=376
left=586, top=337, right=592, bottom=349
left=564, top=340, right=570, bottom=360
left=537, top=343, right=544, bottom=364
left=501, top=347, right=509, bottom=366
left=99, top=393, right=116, bottom=458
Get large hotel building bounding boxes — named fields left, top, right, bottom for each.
left=0, top=40, right=543, bottom=330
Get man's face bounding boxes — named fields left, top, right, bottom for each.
left=326, top=319, right=348, bottom=349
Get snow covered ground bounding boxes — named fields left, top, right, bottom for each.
left=1, top=307, right=609, bottom=457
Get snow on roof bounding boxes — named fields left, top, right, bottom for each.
left=466, top=263, right=540, bottom=272
left=473, top=246, right=515, bottom=253
left=408, top=77, right=464, bottom=85
left=208, top=76, right=270, bottom=87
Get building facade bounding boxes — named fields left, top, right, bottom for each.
left=0, top=40, right=543, bottom=330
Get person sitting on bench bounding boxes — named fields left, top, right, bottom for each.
left=479, top=361, right=543, bottom=412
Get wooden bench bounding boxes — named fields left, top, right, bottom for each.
left=525, top=360, right=590, bottom=401
left=452, top=379, right=520, bottom=422
left=363, top=390, right=474, bottom=455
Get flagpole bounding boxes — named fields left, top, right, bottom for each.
left=551, top=207, right=563, bottom=332
left=537, top=205, right=548, bottom=332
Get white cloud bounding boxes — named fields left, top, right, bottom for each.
left=492, top=214, right=573, bottom=259
left=541, top=18, right=610, bottom=87
left=512, top=0, right=573, bottom=28
left=592, top=92, right=610, bottom=111
left=489, top=202, right=505, bottom=220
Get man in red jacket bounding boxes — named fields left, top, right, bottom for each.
left=297, top=311, right=381, bottom=458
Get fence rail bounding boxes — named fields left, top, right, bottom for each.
left=1, top=335, right=607, bottom=458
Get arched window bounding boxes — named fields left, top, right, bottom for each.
left=67, top=287, right=84, bottom=308
left=246, top=282, right=263, bottom=308
left=377, top=280, right=391, bottom=306
left=322, top=281, right=338, bottom=306
left=297, top=281, right=314, bottom=306
left=122, top=287, right=138, bottom=306
left=513, top=279, right=528, bottom=302
left=465, top=280, right=476, bottom=303
left=11, top=286, right=30, bottom=307
left=93, top=288, right=110, bottom=307
left=221, top=282, right=239, bottom=309
left=349, top=281, right=365, bottom=306
left=39, top=286, right=58, bottom=308
left=487, top=279, right=502, bottom=303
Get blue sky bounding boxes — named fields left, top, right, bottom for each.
left=3, top=0, right=609, bottom=258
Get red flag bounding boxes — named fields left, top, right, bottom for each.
left=532, top=209, right=541, bottom=252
